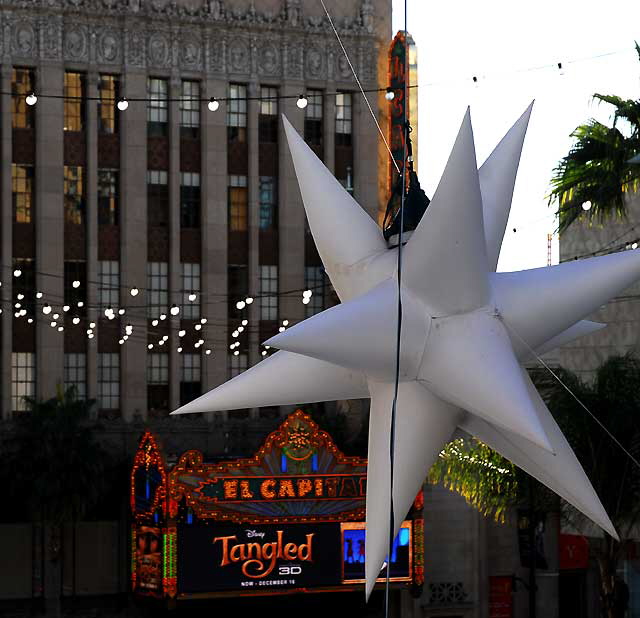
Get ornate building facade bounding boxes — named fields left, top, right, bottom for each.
left=0, top=0, right=391, bottom=445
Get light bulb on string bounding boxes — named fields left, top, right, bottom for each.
left=195, top=324, right=202, bottom=331
left=297, top=94, right=308, bottom=109
left=385, top=87, right=395, bottom=101
left=13, top=269, right=21, bottom=278
left=72, top=280, right=80, bottom=289
left=282, top=320, right=289, bottom=326
left=200, top=318, right=207, bottom=324
left=245, top=297, right=254, bottom=305
left=236, top=300, right=246, bottom=310
left=261, top=350, right=267, bottom=356
left=89, top=322, right=96, bottom=329
left=36, top=291, right=43, bottom=299
left=118, top=308, right=125, bottom=315
left=126, top=324, right=133, bottom=335
left=232, top=330, right=239, bottom=338
left=53, top=313, right=60, bottom=320
left=233, top=350, right=240, bottom=356
left=170, top=304, right=180, bottom=316
left=162, top=335, right=169, bottom=341
left=50, top=321, right=57, bottom=328
left=178, top=329, right=186, bottom=337
left=237, top=326, right=244, bottom=333
left=152, top=319, right=159, bottom=327
left=27, top=318, right=33, bottom=324
left=160, top=313, right=167, bottom=321
left=303, top=290, right=312, bottom=298
left=158, top=339, right=165, bottom=346
left=57, top=326, right=64, bottom=332
left=63, top=305, right=70, bottom=312
left=17, top=293, right=24, bottom=300
left=88, top=333, right=94, bottom=339
left=278, top=326, right=285, bottom=332
left=14, top=303, right=21, bottom=309
left=188, top=293, right=197, bottom=302
left=177, top=347, right=183, bottom=353
left=117, top=97, right=129, bottom=111
left=14, top=312, right=20, bottom=318
left=582, top=201, right=592, bottom=211
left=130, top=287, right=139, bottom=297
left=205, top=349, right=212, bottom=355
left=77, top=301, right=84, bottom=308
left=25, top=92, right=37, bottom=106
left=148, top=343, right=153, bottom=350
left=302, top=297, right=310, bottom=305
left=208, top=97, right=220, bottom=112
left=241, top=319, right=248, bottom=326
left=119, top=339, right=124, bottom=345
left=86, top=329, right=93, bottom=335
left=72, top=317, right=80, bottom=325
left=123, top=335, right=128, bottom=341
left=19, top=309, right=26, bottom=317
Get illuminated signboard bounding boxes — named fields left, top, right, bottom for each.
left=130, top=411, right=424, bottom=601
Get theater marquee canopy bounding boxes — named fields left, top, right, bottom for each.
left=130, top=410, right=424, bottom=601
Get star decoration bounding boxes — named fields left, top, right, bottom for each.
left=173, top=105, right=640, bottom=597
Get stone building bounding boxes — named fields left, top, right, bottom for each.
left=0, top=0, right=391, bottom=447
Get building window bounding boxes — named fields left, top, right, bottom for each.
left=181, top=263, right=200, bottom=320
left=148, top=262, right=168, bottom=318
left=260, top=86, right=278, bottom=116
left=64, top=166, right=85, bottom=225
left=304, top=89, right=323, bottom=146
left=227, top=83, right=247, bottom=142
left=259, top=265, right=278, bottom=321
left=98, top=74, right=119, bottom=134
left=12, top=164, right=34, bottom=223
left=64, top=353, right=87, bottom=400
left=98, top=169, right=119, bottom=226
left=259, top=86, right=278, bottom=143
left=228, top=264, right=248, bottom=318
left=98, top=353, right=120, bottom=411
left=12, top=68, right=35, bottom=129
left=13, top=258, right=35, bottom=317
left=335, top=92, right=353, bottom=146
left=180, top=354, right=201, bottom=406
left=98, top=260, right=119, bottom=310
left=228, top=175, right=248, bottom=232
left=180, top=172, right=200, bottom=228
left=65, top=261, right=87, bottom=316
left=64, top=72, right=85, bottom=132
left=11, top=352, right=35, bottom=412
left=305, top=266, right=326, bottom=317
left=147, top=78, right=168, bottom=137
left=180, top=80, right=200, bottom=139
left=229, top=352, right=248, bottom=378
left=147, top=170, right=169, bottom=227
left=148, top=353, right=169, bottom=412
left=259, top=176, right=277, bottom=230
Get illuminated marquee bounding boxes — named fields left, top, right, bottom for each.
left=131, top=411, right=424, bottom=601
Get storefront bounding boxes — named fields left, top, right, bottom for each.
left=130, top=410, right=424, bottom=606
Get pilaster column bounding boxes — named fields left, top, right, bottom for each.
left=86, top=71, right=99, bottom=408
left=201, top=77, right=228, bottom=420
left=168, top=76, right=181, bottom=412
left=353, top=90, right=379, bottom=221
left=36, top=64, right=64, bottom=399
left=120, top=71, right=148, bottom=421
left=323, top=83, right=336, bottom=172
left=1, top=65, right=12, bottom=418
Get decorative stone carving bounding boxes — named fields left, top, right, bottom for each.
left=209, top=35, right=224, bottom=73
left=180, top=38, right=201, bottom=69
left=337, top=52, right=352, bottom=79
left=306, top=46, right=323, bottom=78
left=259, top=42, right=279, bottom=76
left=41, top=19, right=60, bottom=60
left=12, top=21, right=36, bottom=57
left=361, top=0, right=374, bottom=33
left=98, top=28, right=119, bottom=63
left=126, top=28, right=145, bottom=67
left=64, top=25, right=88, bottom=60
left=208, top=0, right=223, bottom=20
left=148, top=31, right=170, bottom=66
left=228, top=38, right=249, bottom=74
left=285, top=0, right=300, bottom=27
left=286, top=43, right=302, bottom=79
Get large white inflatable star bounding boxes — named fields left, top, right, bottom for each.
left=174, top=105, right=640, bottom=597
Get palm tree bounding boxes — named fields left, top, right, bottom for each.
left=2, top=386, right=112, bottom=616
left=549, top=43, right=640, bottom=233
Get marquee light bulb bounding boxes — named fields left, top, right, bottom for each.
left=297, top=94, right=308, bottom=109
left=208, top=97, right=220, bottom=112
left=117, top=97, right=129, bottom=111
left=25, top=92, right=37, bottom=106
left=130, top=287, right=139, bottom=297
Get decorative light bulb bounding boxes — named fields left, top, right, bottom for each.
left=15, top=303, right=21, bottom=309
left=170, top=304, right=180, bottom=316
left=241, top=319, right=248, bottom=326
left=236, top=300, right=246, bottom=310
left=53, top=313, right=60, bottom=320
left=152, top=319, right=159, bottom=327
left=63, top=305, right=70, bottom=312
left=279, top=326, right=285, bottom=332
left=302, top=297, right=310, bottom=305
left=17, top=293, right=24, bottom=300
left=27, top=318, right=33, bottom=324
left=245, top=297, right=254, bottom=304
left=19, top=309, right=26, bottom=317
left=262, top=350, right=267, bottom=356
left=385, top=87, right=395, bottom=101
left=13, top=269, right=21, bottom=277
left=177, top=347, right=183, bottom=353
left=303, top=290, right=312, bottom=298
left=200, top=318, right=207, bottom=324
left=36, top=291, right=43, bottom=299
left=77, top=301, right=84, bottom=308
left=118, top=308, right=125, bottom=315
left=42, top=304, right=51, bottom=315
left=72, top=280, right=80, bottom=289
left=232, top=330, right=239, bottom=337
left=297, top=94, right=308, bottom=109
left=50, top=321, right=57, bottom=327
left=159, top=313, right=167, bottom=321
left=130, top=287, right=139, bottom=297
left=195, top=324, right=202, bottom=331
left=178, top=330, right=186, bottom=337
left=58, top=326, right=64, bottom=332
left=282, top=320, right=289, bottom=326
left=582, top=201, right=592, bottom=211
left=86, top=329, right=93, bottom=335
left=88, top=333, right=94, bottom=339
left=188, top=293, right=197, bottom=302
left=233, top=350, right=240, bottom=356
left=117, top=97, right=129, bottom=111
left=89, top=322, right=96, bottom=329
left=237, top=326, right=244, bottom=333
left=208, top=97, right=220, bottom=112
left=25, top=92, right=37, bottom=106
left=148, top=344, right=153, bottom=350
left=205, top=349, right=212, bottom=355
left=72, top=317, right=80, bottom=325
left=119, top=339, right=124, bottom=345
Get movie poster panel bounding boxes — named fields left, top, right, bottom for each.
left=178, top=523, right=343, bottom=594
left=134, top=526, right=163, bottom=596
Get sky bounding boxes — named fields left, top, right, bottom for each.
left=391, top=0, right=640, bottom=271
